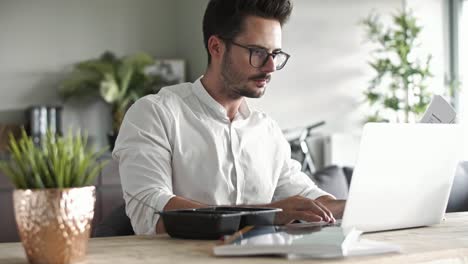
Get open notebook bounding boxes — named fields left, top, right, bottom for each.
left=213, top=225, right=400, bottom=259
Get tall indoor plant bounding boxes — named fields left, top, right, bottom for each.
left=59, top=51, right=161, bottom=148
left=0, top=130, right=106, bottom=264
left=362, top=10, right=433, bottom=123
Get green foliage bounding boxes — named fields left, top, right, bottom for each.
left=59, top=51, right=163, bottom=133
left=366, top=113, right=389, bottom=123
left=362, top=10, right=433, bottom=123
left=0, top=129, right=107, bottom=189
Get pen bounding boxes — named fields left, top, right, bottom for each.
left=221, top=226, right=254, bottom=245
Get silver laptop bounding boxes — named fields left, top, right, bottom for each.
left=341, top=123, right=463, bottom=233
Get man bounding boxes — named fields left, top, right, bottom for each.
left=113, top=0, right=345, bottom=235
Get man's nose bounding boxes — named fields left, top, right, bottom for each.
left=261, top=55, right=276, bottom=73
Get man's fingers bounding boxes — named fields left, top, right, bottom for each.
left=270, top=195, right=339, bottom=224
left=275, top=211, right=323, bottom=224
left=299, top=199, right=331, bottom=222
left=315, top=201, right=335, bottom=223
left=287, top=211, right=323, bottom=223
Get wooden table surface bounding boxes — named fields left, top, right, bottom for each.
left=1, top=212, right=468, bottom=264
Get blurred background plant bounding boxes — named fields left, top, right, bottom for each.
left=0, top=129, right=107, bottom=189
left=59, top=51, right=166, bottom=138
left=362, top=9, right=433, bottom=123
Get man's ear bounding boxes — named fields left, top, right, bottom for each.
left=207, top=35, right=225, bottom=62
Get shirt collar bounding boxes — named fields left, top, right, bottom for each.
left=237, top=99, right=251, bottom=120
left=192, top=77, right=251, bottom=121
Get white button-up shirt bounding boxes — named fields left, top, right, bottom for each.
left=113, top=77, right=331, bottom=235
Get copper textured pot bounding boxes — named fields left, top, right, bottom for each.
left=13, top=186, right=96, bottom=264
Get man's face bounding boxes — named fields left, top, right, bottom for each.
left=220, top=16, right=282, bottom=98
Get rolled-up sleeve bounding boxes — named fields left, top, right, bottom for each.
left=272, top=125, right=333, bottom=202
left=112, top=95, right=175, bottom=235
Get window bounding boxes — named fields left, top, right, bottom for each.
left=460, top=0, right=468, bottom=159
left=461, top=1, right=467, bottom=110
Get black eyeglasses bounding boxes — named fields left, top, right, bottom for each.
left=223, top=39, right=290, bottom=70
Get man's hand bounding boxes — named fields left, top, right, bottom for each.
left=315, top=196, right=346, bottom=219
left=155, top=196, right=207, bottom=234
left=268, top=195, right=345, bottom=225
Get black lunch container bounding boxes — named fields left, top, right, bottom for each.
left=197, top=207, right=281, bottom=228
left=160, top=207, right=282, bottom=240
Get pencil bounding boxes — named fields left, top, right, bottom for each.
left=221, top=226, right=254, bottom=245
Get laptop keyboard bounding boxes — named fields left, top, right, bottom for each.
left=288, top=219, right=342, bottom=228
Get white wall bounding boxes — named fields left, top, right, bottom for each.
left=173, top=0, right=209, bottom=82
left=0, top=0, right=177, bottom=146
left=248, top=0, right=403, bottom=134
left=0, top=0, right=448, bottom=147
left=407, top=0, right=449, bottom=96
left=172, top=0, right=448, bottom=134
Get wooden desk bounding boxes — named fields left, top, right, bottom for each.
left=1, top=212, right=468, bottom=264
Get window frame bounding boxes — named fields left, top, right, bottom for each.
left=448, top=0, right=464, bottom=111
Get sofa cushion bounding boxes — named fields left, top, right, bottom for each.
left=447, top=162, right=468, bottom=212
left=312, top=165, right=349, bottom=200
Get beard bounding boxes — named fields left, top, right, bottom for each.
left=220, top=51, right=270, bottom=99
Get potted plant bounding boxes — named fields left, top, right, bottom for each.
left=361, top=10, right=433, bottom=123
left=59, top=51, right=163, bottom=149
left=0, top=130, right=107, bottom=264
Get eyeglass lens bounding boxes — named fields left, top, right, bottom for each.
left=250, top=49, right=288, bottom=70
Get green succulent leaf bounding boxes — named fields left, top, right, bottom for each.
left=0, top=129, right=107, bottom=189
left=59, top=51, right=159, bottom=133
left=76, top=60, right=114, bottom=77
left=383, top=96, right=400, bottom=111
left=117, top=61, right=134, bottom=101
left=364, top=91, right=380, bottom=105
left=124, top=52, right=154, bottom=71
left=99, top=74, right=121, bottom=103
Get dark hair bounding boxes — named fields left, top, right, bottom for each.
left=202, top=0, right=293, bottom=64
